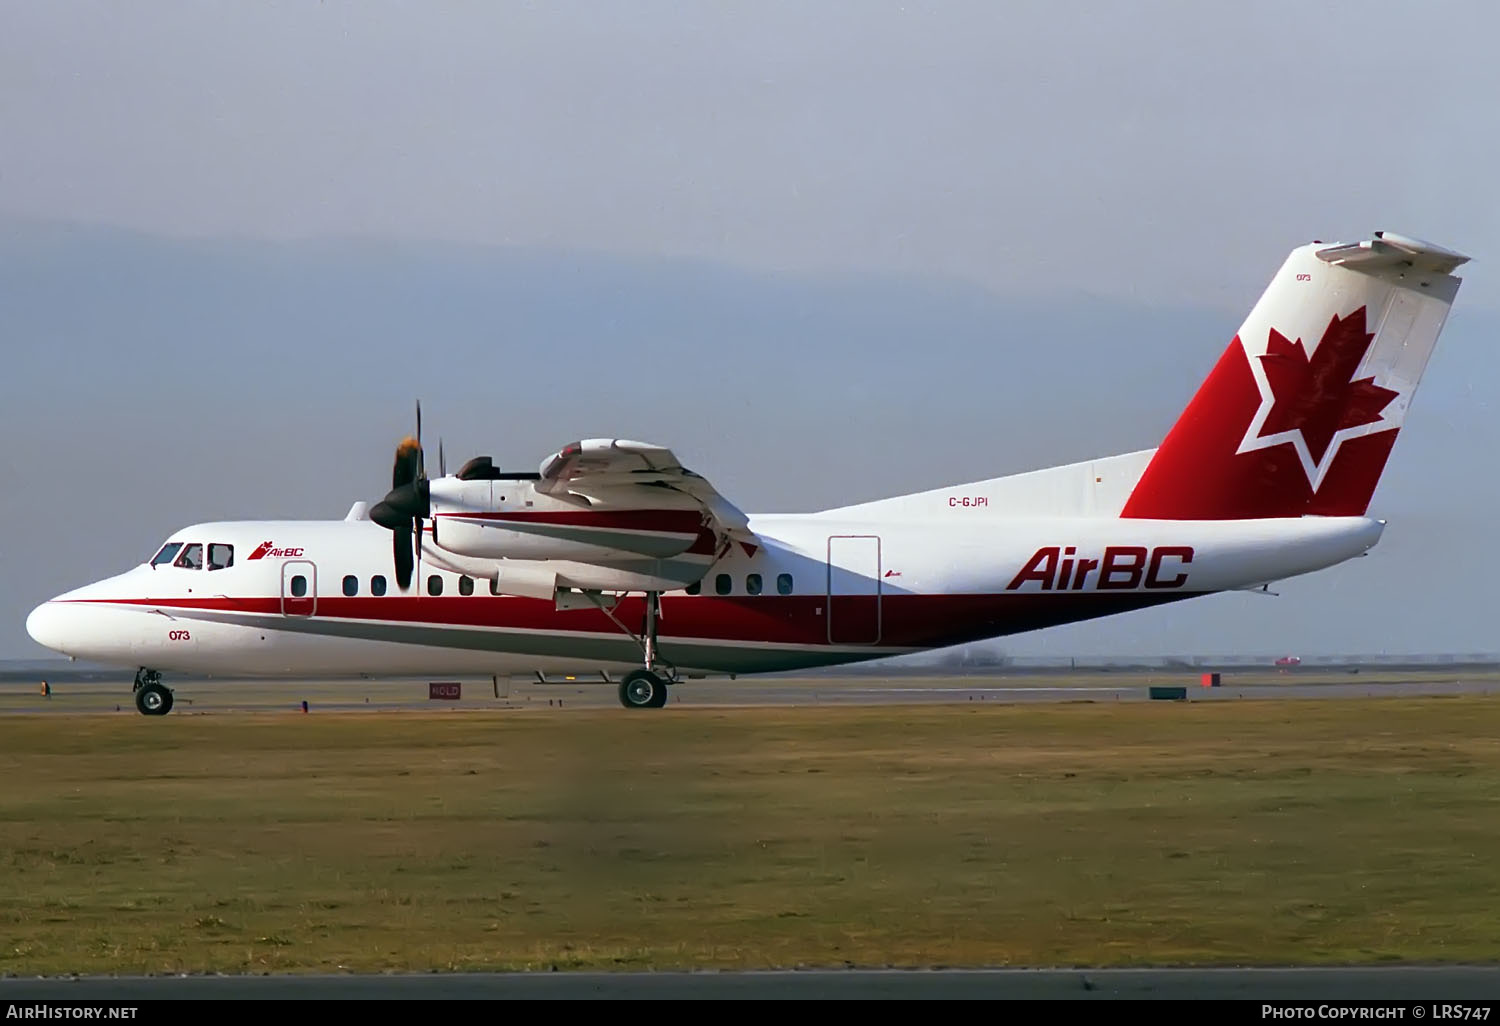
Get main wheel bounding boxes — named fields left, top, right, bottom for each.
left=135, top=681, right=173, bottom=716
left=618, top=669, right=667, bottom=709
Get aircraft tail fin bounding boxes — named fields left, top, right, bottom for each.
left=1120, top=231, right=1468, bottom=520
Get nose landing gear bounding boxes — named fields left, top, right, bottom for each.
left=133, top=668, right=174, bottom=717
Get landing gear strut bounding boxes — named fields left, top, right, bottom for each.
left=133, top=667, right=173, bottom=717
left=605, top=591, right=674, bottom=709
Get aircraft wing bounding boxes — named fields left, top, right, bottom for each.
left=536, top=439, right=755, bottom=547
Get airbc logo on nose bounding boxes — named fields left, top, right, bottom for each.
left=1007, top=545, right=1194, bottom=591
left=248, top=541, right=305, bottom=560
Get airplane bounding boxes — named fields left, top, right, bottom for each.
left=25, top=230, right=1469, bottom=714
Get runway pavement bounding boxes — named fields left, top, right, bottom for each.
left=4, top=670, right=1500, bottom=715
left=4, top=966, right=1500, bottom=1000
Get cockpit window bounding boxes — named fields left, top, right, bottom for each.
left=150, top=542, right=183, bottom=567
left=174, top=543, right=204, bottom=570
left=208, top=544, right=233, bottom=571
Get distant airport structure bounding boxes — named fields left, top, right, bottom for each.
left=5, top=648, right=1500, bottom=686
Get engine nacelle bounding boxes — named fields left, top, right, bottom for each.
left=416, top=461, right=724, bottom=602
left=427, top=475, right=713, bottom=563
left=433, top=511, right=708, bottom=562
left=418, top=540, right=705, bottom=598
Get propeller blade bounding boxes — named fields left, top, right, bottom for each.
left=416, top=400, right=424, bottom=480
left=415, top=517, right=424, bottom=594
left=393, top=523, right=413, bottom=590
left=370, top=480, right=428, bottom=526
left=378, top=408, right=433, bottom=592
left=370, top=498, right=403, bottom=531
left=394, top=437, right=421, bottom=489
left=439, top=437, right=446, bottom=478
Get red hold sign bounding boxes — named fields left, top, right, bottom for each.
left=429, top=682, right=461, bottom=700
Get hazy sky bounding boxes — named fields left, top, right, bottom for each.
left=5, top=2, right=1497, bottom=309
left=3, top=3, right=1498, bottom=662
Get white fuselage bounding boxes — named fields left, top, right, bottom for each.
left=26, top=510, right=1383, bottom=680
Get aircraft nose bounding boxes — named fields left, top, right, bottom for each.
left=26, top=600, right=72, bottom=655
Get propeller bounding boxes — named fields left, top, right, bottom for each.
left=433, top=437, right=445, bottom=546
left=370, top=402, right=430, bottom=591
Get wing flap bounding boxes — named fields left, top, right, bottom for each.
left=536, top=438, right=754, bottom=544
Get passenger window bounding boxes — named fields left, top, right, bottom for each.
left=290, top=575, right=307, bottom=597
left=208, top=544, right=233, bottom=570
left=685, top=580, right=701, bottom=595
left=371, top=575, right=387, bottom=597
left=174, top=543, right=204, bottom=570
left=715, top=573, right=732, bottom=595
left=151, top=542, right=183, bottom=568
left=342, top=575, right=358, bottom=597
left=777, top=573, right=793, bottom=595
left=428, top=575, right=443, bottom=596
left=459, top=575, right=474, bottom=596
left=746, top=573, right=762, bottom=595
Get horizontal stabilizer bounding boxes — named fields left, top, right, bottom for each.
left=1315, top=232, right=1470, bottom=275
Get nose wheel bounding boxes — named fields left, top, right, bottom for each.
left=132, top=668, right=174, bottom=717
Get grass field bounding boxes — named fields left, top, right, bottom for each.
left=3, top=696, right=1500, bottom=974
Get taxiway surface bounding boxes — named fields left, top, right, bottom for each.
left=3, top=669, right=1498, bottom=715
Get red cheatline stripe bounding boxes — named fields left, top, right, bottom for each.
left=438, top=510, right=703, bottom=533
left=64, top=592, right=1193, bottom=651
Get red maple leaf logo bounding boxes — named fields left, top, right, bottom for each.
left=1254, top=307, right=1398, bottom=466
left=248, top=541, right=275, bottom=560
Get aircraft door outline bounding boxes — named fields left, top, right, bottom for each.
left=281, top=560, right=317, bottom=617
left=826, top=535, right=880, bottom=645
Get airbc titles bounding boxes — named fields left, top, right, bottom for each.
left=1006, top=545, right=1194, bottom=591
left=248, top=541, right=305, bottom=560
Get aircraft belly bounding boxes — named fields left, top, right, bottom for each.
left=139, top=592, right=1205, bottom=678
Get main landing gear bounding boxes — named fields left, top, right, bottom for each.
left=600, top=591, right=675, bottom=710
left=619, top=668, right=668, bottom=709
left=133, top=667, right=174, bottom=717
